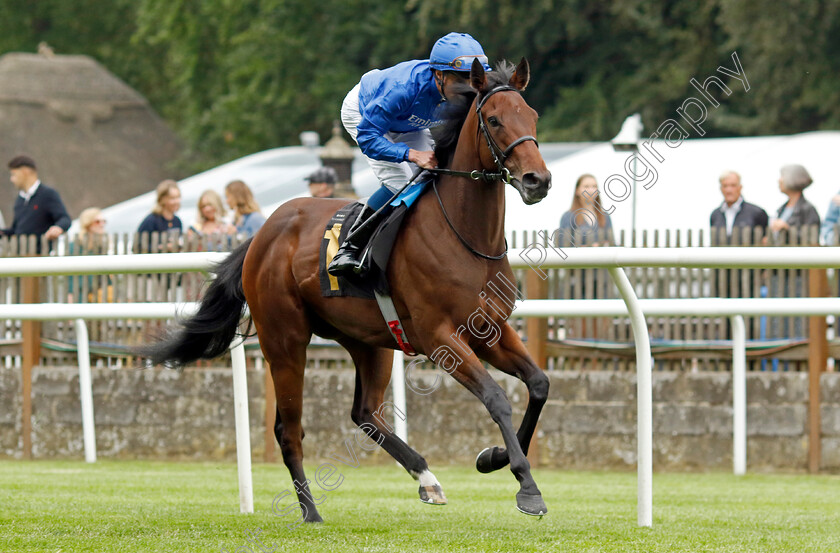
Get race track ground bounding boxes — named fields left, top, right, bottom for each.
left=1, top=460, right=838, bottom=552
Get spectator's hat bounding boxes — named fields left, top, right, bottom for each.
left=306, top=167, right=338, bottom=185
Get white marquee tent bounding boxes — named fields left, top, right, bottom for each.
left=90, top=131, right=840, bottom=241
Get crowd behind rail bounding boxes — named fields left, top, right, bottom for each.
left=0, top=155, right=838, bottom=373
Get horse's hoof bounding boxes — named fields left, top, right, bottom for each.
left=418, top=483, right=447, bottom=505
left=515, top=491, right=547, bottom=517
left=305, top=514, right=324, bottom=523
left=475, top=446, right=509, bottom=474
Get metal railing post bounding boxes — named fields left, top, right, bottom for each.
left=731, top=315, right=746, bottom=475
left=230, top=340, right=254, bottom=514
left=608, top=267, right=652, bottom=528
left=74, top=319, right=97, bottom=463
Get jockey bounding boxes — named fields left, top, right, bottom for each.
left=328, top=32, right=492, bottom=277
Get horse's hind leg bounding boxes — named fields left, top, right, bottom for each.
left=474, top=323, right=549, bottom=473
left=339, top=338, right=447, bottom=505
left=263, top=334, right=324, bottom=523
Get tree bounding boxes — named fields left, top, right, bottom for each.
left=3, top=0, right=839, bottom=171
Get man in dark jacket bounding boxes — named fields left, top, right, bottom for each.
left=710, top=170, right=768, bottom=242
left=1, top=156, right=71, bottom=247
left=710, top=170, right=769, bottom=307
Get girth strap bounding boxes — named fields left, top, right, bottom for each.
left=375, top=289, right=417, bottom=356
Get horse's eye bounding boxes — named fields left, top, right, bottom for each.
left=487, top=116, right=501, bottom=128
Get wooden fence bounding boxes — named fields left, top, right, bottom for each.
left=508, top=224, right=839, bottom=372
left=1, top=225, right=838, bottom=372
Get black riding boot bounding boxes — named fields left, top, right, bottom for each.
left=328, top=206, right=380, bottom=277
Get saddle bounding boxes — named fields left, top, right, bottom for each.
left=318, top=181, right=430, bottom=354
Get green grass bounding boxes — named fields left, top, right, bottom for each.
left=1, top=460, right=838, bottom=552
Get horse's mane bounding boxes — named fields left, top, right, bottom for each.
left=432, top=61, right=516, bottom=168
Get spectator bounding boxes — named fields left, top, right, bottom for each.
left=558, top=174, right=613, bottom=346
left=1, top=155, right=71, bottom=251
left=76, top=207, right=108, bottom=250
left=225, top=180, right=265, bottom=238
left=708, top=171, right=769, bottom=309
left=769, top=164, right=820, bottom=235
left=768, top=164, right=820, bottom=340
left=188, top=190, right=234, bottom=237
left=137, top=179, right=183, bottom=235
left=306, top=167, right=338, bottom=198
left=558, top=174, right=612, bottom=247
left=69, top=207, right=111, bottom=302
left=820, top=192, right=840, bottom=245
left=709, top=170, right=768, bottom=243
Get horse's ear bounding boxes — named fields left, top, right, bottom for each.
left=470, top=58, right=487, bottom=91
left=510, top=57, right=530, bottom=91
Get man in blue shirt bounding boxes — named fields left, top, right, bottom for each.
left=328, top=32, right=491, bottom=277
left=820, top=192, right=840, bottom=245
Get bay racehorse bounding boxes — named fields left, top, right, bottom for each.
left=145, top=58, right=552, bottom=520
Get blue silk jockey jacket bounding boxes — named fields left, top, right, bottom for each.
left=356, top=59, right=446, bottom=164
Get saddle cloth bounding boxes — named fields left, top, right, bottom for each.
left=318, top=180, right=429, bottom=299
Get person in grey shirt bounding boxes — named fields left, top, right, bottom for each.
left=770, top=164, right=820, bottom=234
left=768, top=164, right=820, bottom=339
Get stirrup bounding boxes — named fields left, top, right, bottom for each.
left=327, top=204, right=381, bottom=277
left=327, top=244, right=362, bottom=276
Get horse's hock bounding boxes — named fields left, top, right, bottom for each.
left=1, top=366, right=839, bottom=470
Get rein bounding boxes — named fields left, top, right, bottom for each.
left=432, top=180, right=508, bottom=260
left=427, top=85, right=537, bottom=261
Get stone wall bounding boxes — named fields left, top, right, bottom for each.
left=1, top=366, right=838, bottom=471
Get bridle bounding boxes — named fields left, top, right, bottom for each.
left=430, top=85, right=539, bottom=260
left=431, top=85, right=538, bottom=184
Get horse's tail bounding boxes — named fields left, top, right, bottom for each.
left=140, top=237, right=253, bottom=367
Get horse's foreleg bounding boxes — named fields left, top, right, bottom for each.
left=341, top=339, right=446, bottom=505
left=447, top=345, right=547, bottom=516
left=474, top=323, right=549, bottom=474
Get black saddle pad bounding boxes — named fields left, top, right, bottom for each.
left=319, top=202, right=409, bottom=299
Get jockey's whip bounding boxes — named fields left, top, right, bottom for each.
left=344, top=166, right=427, bottom=241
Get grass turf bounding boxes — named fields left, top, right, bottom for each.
left=1, top=460, right=838, bottom=552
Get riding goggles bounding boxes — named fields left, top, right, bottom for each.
left=446, top=54, right=490, bottom=72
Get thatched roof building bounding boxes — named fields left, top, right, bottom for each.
left=0, top=51, right=182, bottom=221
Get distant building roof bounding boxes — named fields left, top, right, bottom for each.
left=0, top=51, right=182, bottom=222
left=0, top=53, right=146, bottom=106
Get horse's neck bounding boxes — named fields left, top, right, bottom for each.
left=434, top=122, right=506, bottom=253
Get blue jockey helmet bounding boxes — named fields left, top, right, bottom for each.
left=429, top=32, right=491, bottom=73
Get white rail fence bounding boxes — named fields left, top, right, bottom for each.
left=2, top=248, right=839, bottom=527
left=507, top=246, right=840, bottom=527
left=0, top=254, right=256, bottom=513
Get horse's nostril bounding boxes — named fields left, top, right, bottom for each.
left=522, top=172, right=551, bottom=190
left=522, top=173, right=540, bottom=189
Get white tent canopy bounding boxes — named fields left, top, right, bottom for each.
left=507, top=131, right=840, bottom=239
left=89, top=132, right=840, bottom=239
left=87, top=143, right=587, bottom=234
